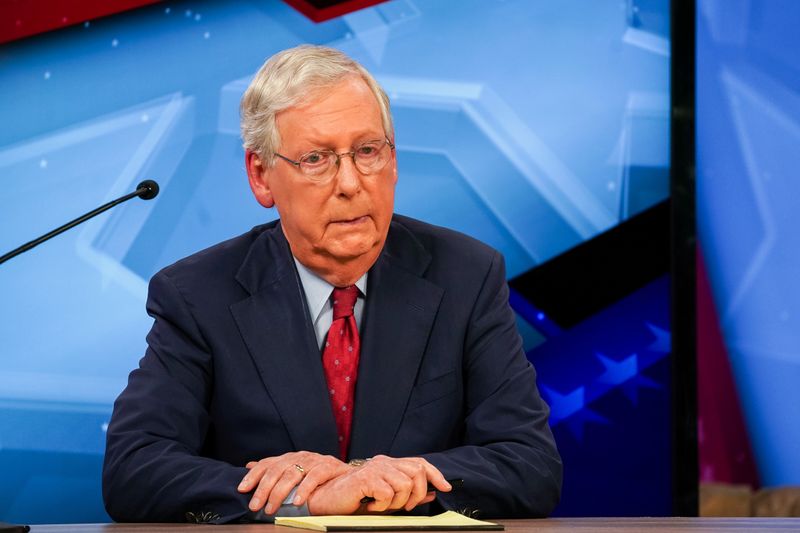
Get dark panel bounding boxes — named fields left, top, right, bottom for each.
left=671, top=0, right=698, bottom=517
left=283, top=0, right=388, bottom=23
left=510, top=201, right=670, bottom=329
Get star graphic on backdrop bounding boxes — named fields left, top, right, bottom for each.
left=541, top=385, right=607, bottom=439
left=620, top=373, right=662, bottom=405
left=594, top=352, right=661, bottom=405
left=541, top=385, right=585, bottom=423
left=646, top=323, right=671, bottom=353
left=595, top=352, right=637, bottom=386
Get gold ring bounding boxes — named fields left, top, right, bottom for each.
left=294, top=464, right=305, bottom=475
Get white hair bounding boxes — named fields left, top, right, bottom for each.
left=240, top=45, right=393, bottom=166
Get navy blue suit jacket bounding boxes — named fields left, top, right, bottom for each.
left=102, top=215, right=562, bottom=522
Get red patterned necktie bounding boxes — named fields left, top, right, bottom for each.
left=322, top=285, right=361, bottom=460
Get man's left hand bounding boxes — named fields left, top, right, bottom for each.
left=237, top=451, right=351, bottom=514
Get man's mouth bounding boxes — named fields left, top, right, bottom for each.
left=332, top=215, right=368, bottom=226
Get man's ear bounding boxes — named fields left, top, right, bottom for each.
left=245, top=150, right=275, bottom=208
left=390, top=143, right=398, bottom=185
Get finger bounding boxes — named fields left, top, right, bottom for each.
left=238, top=460, right=268, bottom=493
left=364, top=479, right=396, bottom=513
left=294, top=455, right=350, bottom=505
left=239, top=452, right=310, bottom=495
left=385, top=471, right=414, bottom=511
left=420, top=492, right=436, bottom=505
left=354, top=457, right=427, bottom=511
left=385, top=459, right=429, bottom=510
left=374, top=459, right=432, bottom=511
left=362, top=462, right=414, bottom=511
left=403, top=466, right=429, bottom=511
left=248, top=463, right=285, bottom=512
left=246, top=452, right=331, bottom=504
left=293, top=464, right=340, bottom=506
left=417, top=459, right=451, bottom=492
left=266, top=465, right=305, bottom=514
left=396, top=458, right=428, bottom=502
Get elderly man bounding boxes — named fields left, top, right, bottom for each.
left=102, top=45, right=562, bottom=523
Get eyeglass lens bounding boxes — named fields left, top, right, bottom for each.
left=298, top=140, right=391, bottom=179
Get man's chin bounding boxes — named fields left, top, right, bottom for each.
left=327, top=245, right=375, bottom=262
left=323, top=236, right=381, bottom=263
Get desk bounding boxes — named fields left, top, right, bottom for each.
left=25, top=518, right=800, bottom=532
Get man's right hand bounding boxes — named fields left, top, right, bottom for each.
left=307, top=455, right=452, bottom=515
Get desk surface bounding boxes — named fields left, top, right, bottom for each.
left=25, top=518, right=800, bottom=532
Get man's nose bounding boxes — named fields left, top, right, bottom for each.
left=334, top=153, right=361, bottom=195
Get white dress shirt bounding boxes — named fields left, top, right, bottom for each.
left=293, top=258, right=367, bottom=350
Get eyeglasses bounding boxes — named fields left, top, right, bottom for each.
left=274, top=138, right=395, bottom=183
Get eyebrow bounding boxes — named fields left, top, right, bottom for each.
left=297, top=136, right=386, bottom=154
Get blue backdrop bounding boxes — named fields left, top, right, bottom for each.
left=697, top=0, right=800, bottom=486
left=0, top=0, right=670, bottom=522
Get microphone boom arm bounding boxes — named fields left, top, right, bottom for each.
left=0, top=180, right=159, bottom=266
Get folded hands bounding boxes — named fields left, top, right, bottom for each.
left=237, top=452, right=452, bottom=516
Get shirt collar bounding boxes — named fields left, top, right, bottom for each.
left=293, top=258, right=367, bottom=322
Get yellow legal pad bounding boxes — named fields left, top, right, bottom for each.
left=275, top=511, right=504, bottom=532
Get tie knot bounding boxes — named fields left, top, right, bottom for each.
left=332, top=286, right=358, bottom=320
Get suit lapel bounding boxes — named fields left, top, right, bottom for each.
left=230, top=224, right=339, bottom=457
left=349, top=220, right=443, bottom=459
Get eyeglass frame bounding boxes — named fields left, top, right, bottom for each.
left=273, top=138, right=395, bottom=182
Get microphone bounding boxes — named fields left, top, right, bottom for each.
left=0, top=180, right=160, bottom=266
left=136, top=179, right=159, bottom=200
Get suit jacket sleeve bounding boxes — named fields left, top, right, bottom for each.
left=420, top=251, right=562, bottom=518
left=102, top=270, right=250, bottom=524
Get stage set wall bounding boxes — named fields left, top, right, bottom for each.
left=0, top=0, right=673, bottom=523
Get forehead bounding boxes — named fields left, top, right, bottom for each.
left=276, top=76, right=384, bottom=148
